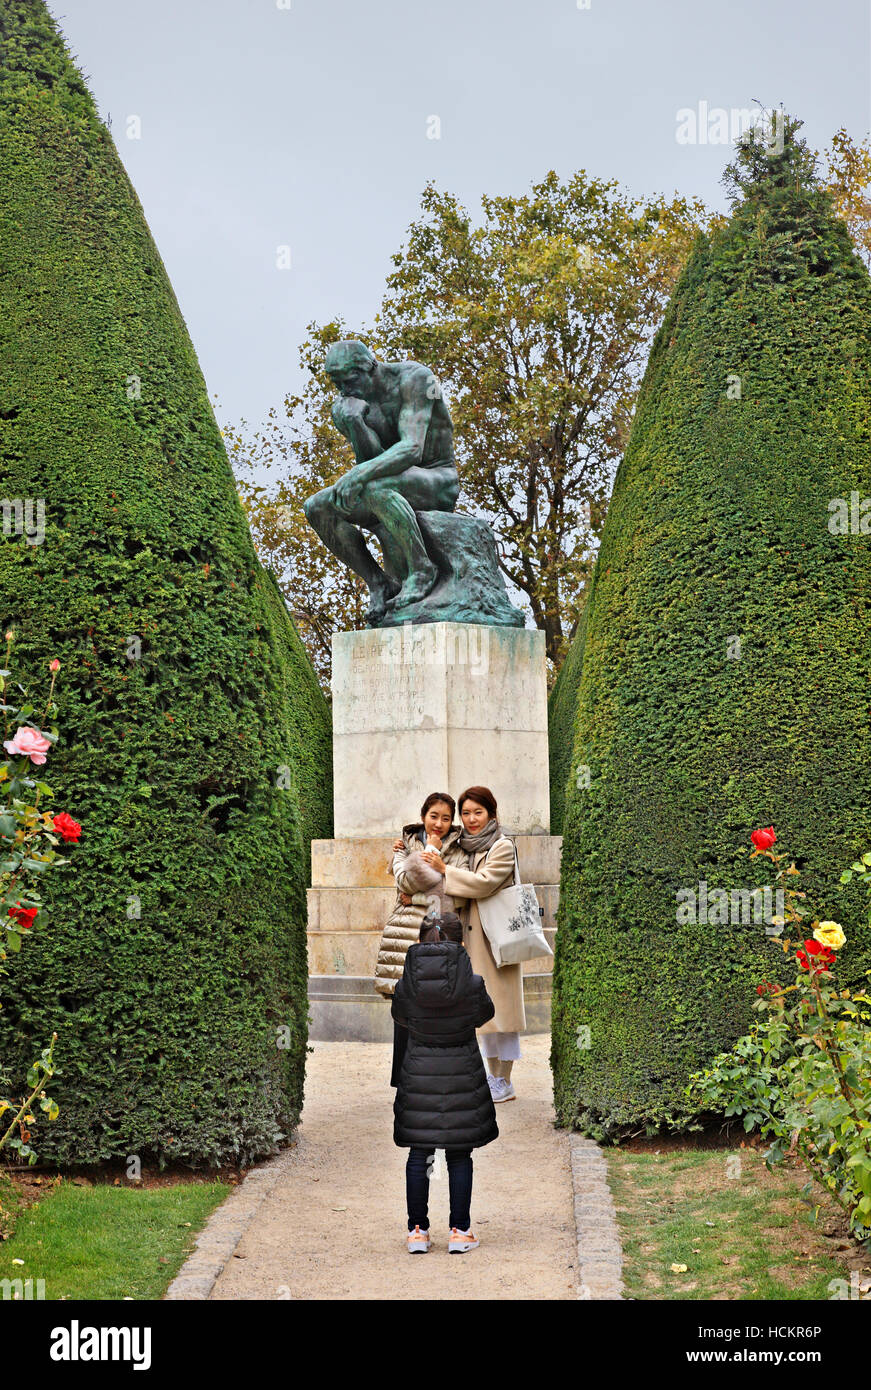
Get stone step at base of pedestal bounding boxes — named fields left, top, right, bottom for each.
left=307, top=972, right=553, bottom=1043
left=311, top=834, right=563, bottom=888
left=308, top=927, right=556, bottom=978
left=307, top=883, right=559, bottom=933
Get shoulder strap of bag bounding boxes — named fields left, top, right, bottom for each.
left=511, top=841, right=520, bottom=887
left=482, top=835, right=520, bottom=888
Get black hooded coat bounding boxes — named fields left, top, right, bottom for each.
left=390, top=941, right=499, bottom=1150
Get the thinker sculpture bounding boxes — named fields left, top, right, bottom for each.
left=303, top=340, right=524, bottom=629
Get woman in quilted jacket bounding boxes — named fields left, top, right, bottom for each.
left=391, top=911, right=497, bottom=1254
left=372, top=791, right=467, bottom=997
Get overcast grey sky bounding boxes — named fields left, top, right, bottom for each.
left=52, top=0, right=871, bottom=430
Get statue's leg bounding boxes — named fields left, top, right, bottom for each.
left=302, top=487, right=399, bottom=622
left=370, top=523, right=404, bottom=589
left=362, top=470, right=454, bottom=609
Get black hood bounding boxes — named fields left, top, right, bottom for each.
left=403, top=942, right=472, bottom=1010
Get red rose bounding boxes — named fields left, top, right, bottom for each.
left=756, top=981, right=776, bottom=995
left=8, top=904, right=37, bottom=931
left=751, top=826, right=777, bottom=851
left=52, top=812, right=81, bottom=843
left=796, top=939, right=836, bottom=973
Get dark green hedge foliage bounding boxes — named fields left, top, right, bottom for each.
left=551, top=123, right=871, bottom=1140
left=548, top=596, right=589, bottom=835
left=0, top=0, right=332, bottom=1166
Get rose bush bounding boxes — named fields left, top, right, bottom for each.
left=0, top=633, right=80, bottom=1162
left=687, top=828, right=871, bottom=1241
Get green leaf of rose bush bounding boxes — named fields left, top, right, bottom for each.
left=686, top=839, right=871, bottom=1242
left=0, top=640, right=80, bottom=1160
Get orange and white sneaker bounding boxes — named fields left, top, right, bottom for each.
left=407, top=1225, right=431, bottom=1253
left=448, top=1226, right=480, bottom=1253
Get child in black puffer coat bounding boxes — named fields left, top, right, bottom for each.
left=391, top=911, right=498, bottom=1253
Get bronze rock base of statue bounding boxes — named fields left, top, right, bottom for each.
left=369, top=512, right=525, bottom=629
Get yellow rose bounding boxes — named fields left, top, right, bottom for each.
left=814, top=920, right=846, bottom=951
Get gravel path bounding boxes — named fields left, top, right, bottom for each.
left=210, top=1033, right=579, bottom=1300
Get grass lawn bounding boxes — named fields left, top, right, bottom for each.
left=0, top=1170, right=231, bottom=1300
left=606, top=1145, right=871, bottom=1301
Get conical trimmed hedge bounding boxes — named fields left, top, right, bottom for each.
left=551, top=120, right=871, bottom=1139
left=0, top=0, right=332, bottom=1166
left=547, top=599, right=588, bottom=836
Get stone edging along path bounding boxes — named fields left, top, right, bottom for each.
left=164, top=1145, right=300, bottom=1301
left=165, top=1129, right=626, bottom=1301
left=570, top=1135, right=626, bottom=1300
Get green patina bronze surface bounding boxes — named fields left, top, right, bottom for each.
left=303, top=340, right=524, bottom=628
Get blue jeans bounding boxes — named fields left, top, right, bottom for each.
left=406, top=1146, right=473, bottom=1232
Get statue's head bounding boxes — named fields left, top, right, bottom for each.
left=325, top=339, right=377, bottom=398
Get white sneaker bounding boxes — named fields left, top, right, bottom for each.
left=448, top=1226, right=480, bottom=1253
left=486, top=1072, right=500, bottom=1097
left=407, top=1224, right=431, bottom=1253
left=490, top=1076, right=516, bottom=1103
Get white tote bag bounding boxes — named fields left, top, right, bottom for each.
left=476, top=840, right=553, bottom=967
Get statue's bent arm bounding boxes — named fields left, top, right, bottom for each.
left=355, top=370, right=434, bottom=483
left=330, top=400, right=384, bottom=465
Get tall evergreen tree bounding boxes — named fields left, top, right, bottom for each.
left=0, top=0, right=331, bottom=1165
left=551, top=117, right=871, bottom=1138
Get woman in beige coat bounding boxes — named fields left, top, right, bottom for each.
left=420, top=785, right=524, bottom=1103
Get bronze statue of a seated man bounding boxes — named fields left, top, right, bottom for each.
left=302, top=340, right=459, bottom=625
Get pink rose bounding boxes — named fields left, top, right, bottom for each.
left=3, top=727, right=52, bottom=765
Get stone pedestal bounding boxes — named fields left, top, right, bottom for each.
left=332, top=624, right=550, bottom=837
left=308, top=622, right=559, bottom=1041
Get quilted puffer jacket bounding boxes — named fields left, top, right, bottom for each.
left=391, top=941, right=498, bottom=1150
left=373, top=823, right=467, bottom=997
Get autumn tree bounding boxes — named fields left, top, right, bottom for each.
left=375, top=177, right=713, bottom=667
left=229, top=174, right=712, bottom=680
left=819, top=128, right=871, bottom=268
left=230, top=140, right=871, bottom=685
